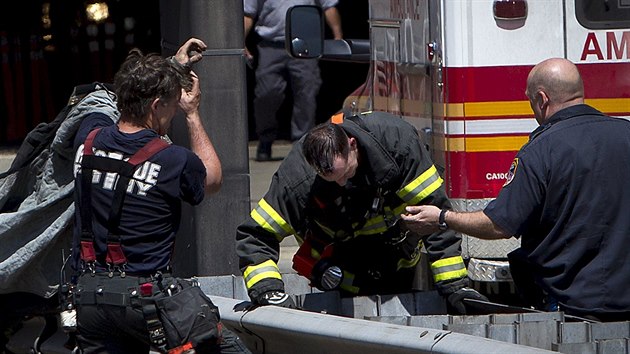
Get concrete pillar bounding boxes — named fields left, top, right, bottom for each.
left=159, top=0, right=249, bottom=276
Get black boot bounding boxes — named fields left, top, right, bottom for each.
left=256, top=141, right=272, bottom=162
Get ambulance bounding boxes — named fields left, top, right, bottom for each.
left=288, top=0, right=630, bottom=292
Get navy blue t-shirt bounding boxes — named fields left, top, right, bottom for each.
left=72, top=113, right=206, bottom=274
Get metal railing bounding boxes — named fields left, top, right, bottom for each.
left=210, top=295, right=554, bottom=354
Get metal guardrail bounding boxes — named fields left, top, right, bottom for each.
left=210, top=295, right=554, bottom=354
left=5, top=274, right=628, bottom=353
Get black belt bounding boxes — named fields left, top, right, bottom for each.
left=259, top=40, right=285, bottom=48
left=75, top=272, right=176, bottom=306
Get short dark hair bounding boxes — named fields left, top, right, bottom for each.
left=302, top=123, right=350, bottom=175
left=113, top=49, right=185, bottom=125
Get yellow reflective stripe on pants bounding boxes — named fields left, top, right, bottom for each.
left=431, top=256, right=468, bottom=282
left=243, top=260, right=282, bottom=289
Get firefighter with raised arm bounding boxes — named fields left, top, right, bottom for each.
left=236, top=111, right=487, bottom=313
left=70, top=39, right=250, bottom=353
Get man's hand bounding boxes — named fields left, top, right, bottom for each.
left=402, top=206, right=512, bottom=240
left=447, top=287, right=488, bottom=315
left=400, top=205, right=441, bottom=234
left=174, top=38, right=207, bottom=67
left=244, top=47, right=254, bottom=69
left=255, top=291, right=297, bottom=309
left=179, top=69, right=222, bottom=193
left=179, top=71, right=201, bottom=116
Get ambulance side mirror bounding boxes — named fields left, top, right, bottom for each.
left=286, top=5, right=324, bottom=59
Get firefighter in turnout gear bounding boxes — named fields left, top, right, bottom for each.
left=236, top=111, right=486, bottom=313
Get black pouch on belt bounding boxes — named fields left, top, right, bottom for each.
left=145, top=278, right=222, bottom=352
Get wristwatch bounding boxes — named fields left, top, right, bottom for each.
left=438, top=209, right=449, bottom=231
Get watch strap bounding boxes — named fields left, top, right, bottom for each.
left=438, top=209, right=449, bottom=230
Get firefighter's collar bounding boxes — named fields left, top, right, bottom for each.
left=340, top=119, right=399, bottom=187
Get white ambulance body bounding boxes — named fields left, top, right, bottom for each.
left=343, top=0, right=630, bottom=283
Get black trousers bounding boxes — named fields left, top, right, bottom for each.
left=75, top=273, right=251, bottom=354
left=254, top=42, right=321, bottom=143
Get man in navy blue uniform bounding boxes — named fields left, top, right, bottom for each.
left=71, top=39, right=249, bottom=353
left=402, top=58, right=630, bottom=321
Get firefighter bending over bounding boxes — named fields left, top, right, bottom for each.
left=236, top=111, right=486, bottom=313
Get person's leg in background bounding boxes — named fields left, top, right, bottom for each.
left=288, top=57, right=322, bottom=142
left=253, top=44, right=288, bottom=161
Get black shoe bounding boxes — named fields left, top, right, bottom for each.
left=255, top=142, right=272, bottom=162
left=255, top=151, right=272, bottom=162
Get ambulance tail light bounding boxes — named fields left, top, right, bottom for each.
left=493, top=0, right=528, bottom=21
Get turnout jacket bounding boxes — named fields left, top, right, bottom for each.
left=236, top=112, right=468, bottom=299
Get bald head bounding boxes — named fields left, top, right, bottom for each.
left=526, top=58, right=584, bottom=123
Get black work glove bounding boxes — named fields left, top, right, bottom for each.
left=256, top=291, right=297, bottom=309
left=447, top=287, right=488, bottom=315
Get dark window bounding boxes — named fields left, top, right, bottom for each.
left=575, top=0, right=630, bottom=29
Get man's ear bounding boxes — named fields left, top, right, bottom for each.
left=348, top=137, right=357, bottom=148
left=150, top=97, right=161, bottom=113
left=537, top=91, right=549, bottom=110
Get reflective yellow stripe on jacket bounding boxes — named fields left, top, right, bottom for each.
left=397, top=240, right=423, bottom=271
left=243, top=259, right=282, bottom=289
left=431, top=256, right=468, bottom=283
left=397, top=165, right=443, bottom=205
left=314, top=166, right=443, bottom=239
left=356, top=165, right=443, bottom=236
left=251, top=198, right=295, bottom=241
left=340, top=164, right=443, bottom=238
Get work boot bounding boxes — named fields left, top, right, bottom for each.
left=255, top=141, right=272, bottom=162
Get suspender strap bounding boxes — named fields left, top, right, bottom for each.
left=78, top=128, right=170, bottom=270
left=79, top=128, right=101, bottom=264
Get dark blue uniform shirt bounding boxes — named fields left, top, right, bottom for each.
left=71, top=113, right=206, bottom=274
left=484, top=104, right=630, bottom=316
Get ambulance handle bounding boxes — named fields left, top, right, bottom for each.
left=437, top=60, right=444, bottom=89
left=427, top=41, right=444, bottom=89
